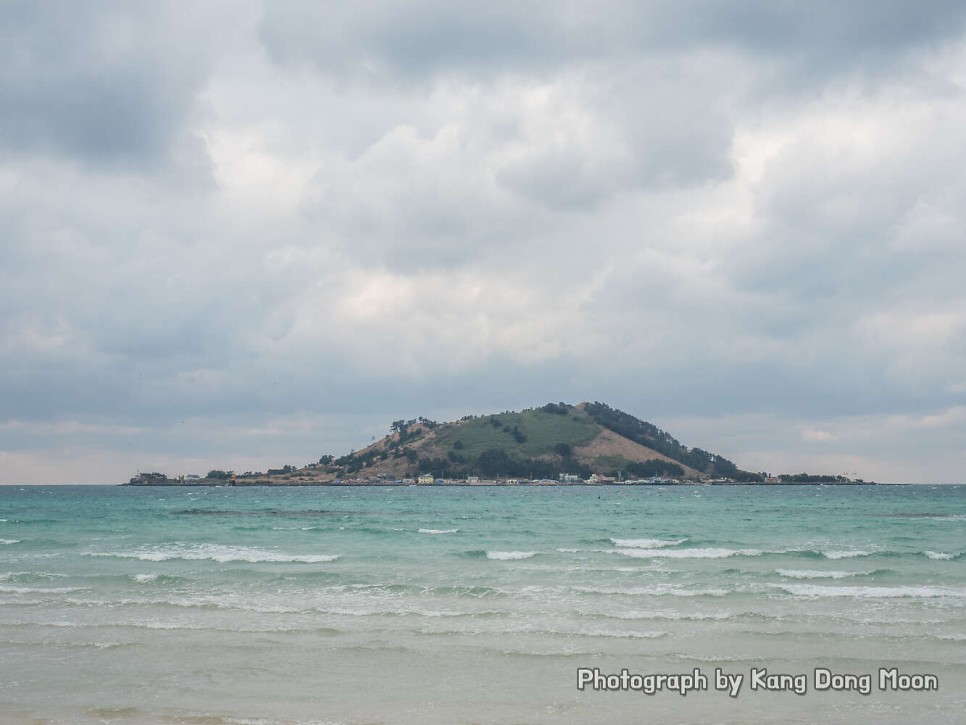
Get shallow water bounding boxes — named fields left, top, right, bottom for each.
left=1, top=484, right=963, bottom=723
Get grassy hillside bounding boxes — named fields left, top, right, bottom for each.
left=426, top=406, right=599, bottom=459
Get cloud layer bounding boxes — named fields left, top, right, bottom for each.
left=3, top=1, right=966, bottom=483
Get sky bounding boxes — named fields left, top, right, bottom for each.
left=2, top=1, right=966, bottom=484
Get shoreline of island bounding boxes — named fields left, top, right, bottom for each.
left=123, top=475, right=877, bottom=487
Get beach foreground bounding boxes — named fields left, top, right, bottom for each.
left=1, top=484, right=963, bottom=724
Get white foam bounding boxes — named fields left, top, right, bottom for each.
left=0, top=585, right=87, bottom=594
left=776, top=569, right=866, bottom=579
left=566, top=628, right=666, bottom=640
left=317, top=606, right=469, bottom=618
left=603, top=610, right=731, bottom=621
left=87, top=544, right=341, bottom=564
left=611, top=538, right=687, bottom=548
left=418, top=528, right=458, bottom=534
left=822, top=550, right=872, bottom=559
left=1, top=571, right=62, bottom=580
left=925, top=551, right=955, bottom=560
left=773, top=583, right=966, bottom=599
left=132, top=573, right=160, bottom=583
left=486, top=551, right=536, bottom=560
left=0, top=539, right=21, bottom=545
left=617, top=547, right=762, bottom=559
left=573, top=585, right=730, bottom=597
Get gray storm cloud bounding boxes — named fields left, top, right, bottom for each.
left=2, top=1, right=965, bottom=483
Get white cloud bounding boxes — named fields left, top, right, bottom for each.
left=802, top=429, right=834, bottom=442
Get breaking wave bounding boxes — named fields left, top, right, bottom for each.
left=772, top=583, right=966, bottom=599
left=617, top=547, right=763, bottom=559
left=821, top=550, right=873, bottom=560
left=925, top=551, right=958, bottom=560
left=775, top=569, right=870, bottom=579
left=611, top=538, right=688, bottom=548
left=86, top=544, right=341, bottom=564
left=486, top=551, right=536, bottom=560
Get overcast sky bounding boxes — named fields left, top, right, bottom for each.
left=3, top=1, right=966, bottom=484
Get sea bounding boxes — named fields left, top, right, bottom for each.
left=0, top=484, right=963, bottom=724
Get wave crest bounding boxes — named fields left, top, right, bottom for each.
left=611, top=538, right=687, bottom=548
left=773, top=583, right=966, bottom=599
left=925, top=551, right=957, bottom=560
left=486, top=551, right=536, bottom=560
left=87, top=544, right=340, bottom=564
left=776, top=569, right=868, bottom=579
left=617, top=547, right=762, bottom=559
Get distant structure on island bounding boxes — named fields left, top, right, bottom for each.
left=127, top=472, right=182, bottom=486
left=124, top=401, right=871, bottom=486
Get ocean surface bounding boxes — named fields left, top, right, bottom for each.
left=0, top=484, right=963, bottom=724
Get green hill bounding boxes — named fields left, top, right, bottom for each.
left=291, top=402, right=760, bottom=482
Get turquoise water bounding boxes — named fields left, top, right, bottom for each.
left=0, top=484, right=963, bottom=724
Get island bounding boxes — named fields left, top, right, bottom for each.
left=125, top=402, right=873, bottom=486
